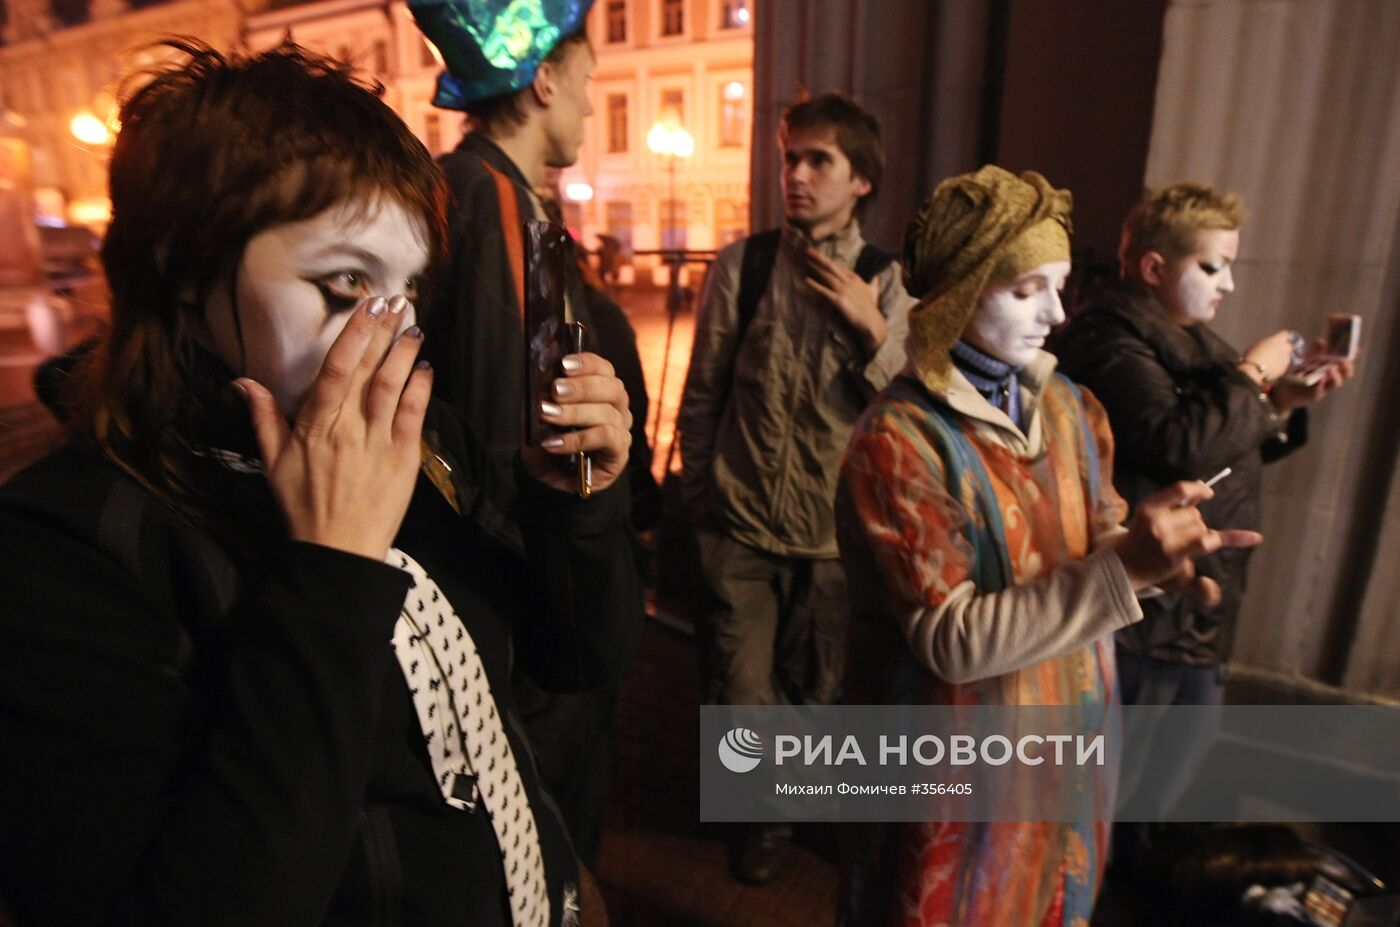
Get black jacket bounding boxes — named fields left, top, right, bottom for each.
left=426, top=134, right=592, bottom=495
left=0, top=393, right=642, bottom=925
left=1053, top=278, right=1306, bottom=666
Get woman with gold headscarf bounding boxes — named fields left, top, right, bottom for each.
left=835, top=167, right=1260, bottom=926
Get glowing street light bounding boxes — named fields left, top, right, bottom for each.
left=645, top=120, right=696, bottom=450
left=564, top=182, right=594, bottom=202
left=647, top=121, right=694, bottom=252
left=70, top=111, right=111, bottom=146
left=647, top=122, right=693, bottom=159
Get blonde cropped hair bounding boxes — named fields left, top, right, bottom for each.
left=1119, top=181, right=1245, bottom=272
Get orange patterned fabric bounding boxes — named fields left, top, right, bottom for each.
left=839, top=372, right=1127, bottom=926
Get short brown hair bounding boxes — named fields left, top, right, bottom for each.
left=1119, top=181, right=1245, bottom=272
left=466, top=28, right=592, bottom=132
left=779, top=93, right=884, bottom=211
left=77, top=39, right=448, bottom=526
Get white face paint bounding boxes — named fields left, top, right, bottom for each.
left=963, top=259, right=1071, bottom=368
left=203, top=198, right=429, bottom=417
left=1157, top=228, right=1239, bottom=325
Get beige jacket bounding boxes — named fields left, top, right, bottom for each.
left=678, top=220, right=915, bottom=558
left=902, top=352, right=1141, bottom=684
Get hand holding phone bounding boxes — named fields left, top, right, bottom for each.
left=521, top=220, right=630, bottom=498
left=1284, top=314, right=1360, bottom=386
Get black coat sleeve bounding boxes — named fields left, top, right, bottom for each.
left=0, top=499, right=411, bottom=926
left=512, top=473, right=645, bottom=692
left=425, top=153, right=525, bottom=471
left=426, top=403, right=645, bottom=695
left=1062, top=315, right=1281, bottom=482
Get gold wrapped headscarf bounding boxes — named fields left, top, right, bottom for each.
left=903, top=165, right=1073, bottom=391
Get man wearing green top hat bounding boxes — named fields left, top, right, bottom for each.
left=407, top=0, right=627, bottom=871
left=409, top=0, right=597, bottom=474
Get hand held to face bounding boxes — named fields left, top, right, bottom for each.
left=522, top=351, right=632, bottom=495
left=1115, top=480, right=1263, bottom=592
left=236, top=295, right=432, bottom=561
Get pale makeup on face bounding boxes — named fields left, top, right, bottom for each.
left=202, top=198, right=430, bottom=418
left=780, top=126, right=871, bottom=241
left=963, top=260, right=1072, bottom=368
left=1159, top=228, right=1239, bottom=325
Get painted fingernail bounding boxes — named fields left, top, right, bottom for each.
left=367, top=297, right=388, bottom=317
left=230, top=380, right=248, bottom=398
left=540, top=401, right=563, bottom=417
left=405, top=325, right=423, bottom=339
left=389, top=295, right=408, bottom=314
left=561, top=357, right=582, bottom=372
left=415, top=359, right=432, bottom=371
left=554, top=381, right=574, bottom=397
left=542, top=436, right=565, bottom=448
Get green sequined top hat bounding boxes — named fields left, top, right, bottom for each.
left=409, top=0, right=593, bottom=110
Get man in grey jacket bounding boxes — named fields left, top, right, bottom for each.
left=677, top=93, right=915, bottom=884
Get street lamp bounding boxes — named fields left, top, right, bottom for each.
left=70, top=111, right=111, bottom=147
left=645, top=120, right=694, bottom=452
left=646, top=121, right=693, bottom=251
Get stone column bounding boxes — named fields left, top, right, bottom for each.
left=1144, top=0, right=1400, bottom=697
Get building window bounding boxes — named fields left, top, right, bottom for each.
left=372, top=39, right=389, bottom=76
left=425, top=112, right=442, bottom=154
left=719, top=81, right=746, bottom=147
left=660, top=0, right=683, bottom=36
left=660, top=88, right=684, bottom=127
left=605, top=0, right=626, bottom=43
left=606, top=94, right=628, bottom=153
left=716, top=198, right=748, bottom=247
left=605, top=200, right=634, bottom=254
left=719, top=0, right=749, bottom=29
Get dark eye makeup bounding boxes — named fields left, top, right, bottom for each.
left=310, top=271, right=369, bottom=313
left=309, top=270, right=423, bottom=314
left=1198, top=261, right=1223, bottom=275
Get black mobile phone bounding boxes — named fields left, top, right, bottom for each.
left=523, top=219, right=572, bottom=447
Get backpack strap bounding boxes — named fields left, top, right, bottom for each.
left=735, top=228, right=782, bottom=343
left=853, top=243, right=897, bottom=285
left=483, top=161, right=526, bottom=327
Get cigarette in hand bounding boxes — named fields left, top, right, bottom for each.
left=1176, top=467, right=1231, bottom=508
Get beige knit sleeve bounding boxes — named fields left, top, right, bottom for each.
left=900, top=548, right=1142, bottom=684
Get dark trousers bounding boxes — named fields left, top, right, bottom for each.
left=514, top=678, right=615, bottom=868
left=695, top=530, right=847, bottom=707
left=1115, top=647, right=1224, bottom=820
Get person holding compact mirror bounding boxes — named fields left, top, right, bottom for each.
left=0, top=41, right=638, bottom=927
left=1054, top=182, right=1354, bottom=821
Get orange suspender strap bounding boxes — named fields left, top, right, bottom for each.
left=483, top=161, right=526, bottom=327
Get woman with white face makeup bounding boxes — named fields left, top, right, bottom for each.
left=0, top=42, right=638, bottom=927
left=1054, top=183, right=1354, bottom=824
left=835, top=167, right=1258, bottom=926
